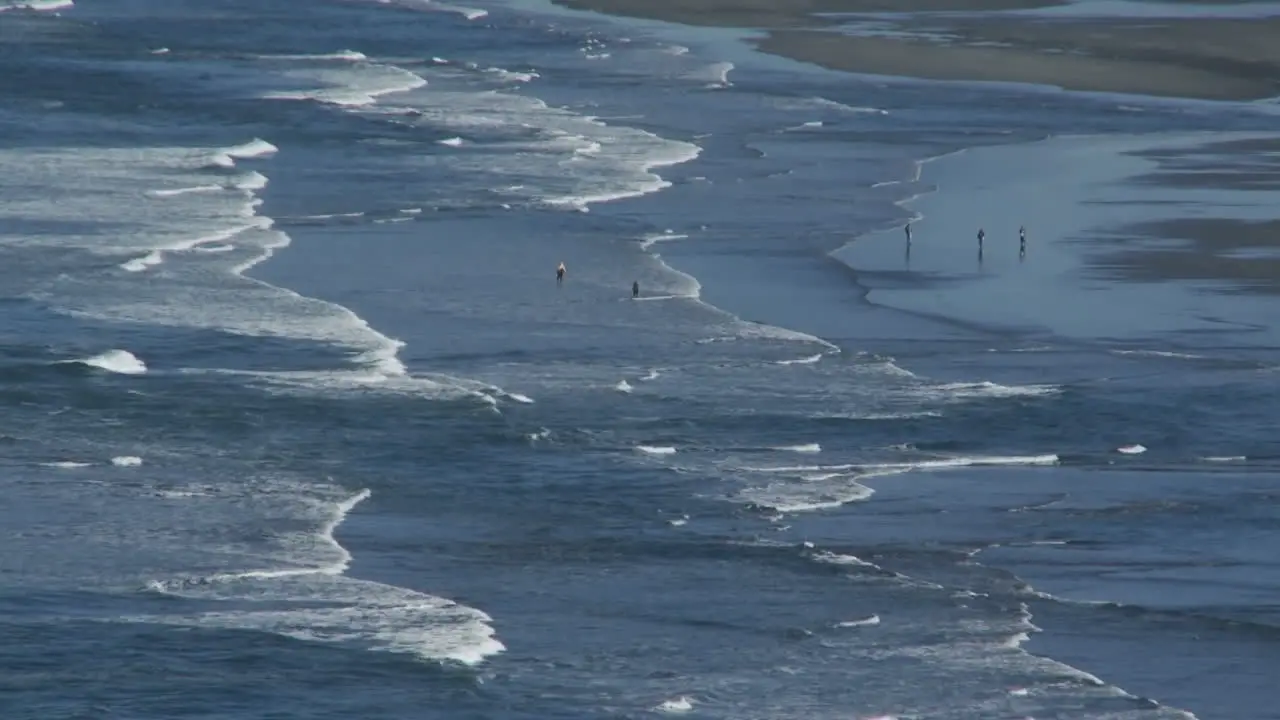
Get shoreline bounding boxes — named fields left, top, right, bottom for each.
left=830, top=130, right=1280, bottom=344
left=551, top=0, right=1280, bottom=102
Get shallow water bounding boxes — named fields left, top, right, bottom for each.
left=2, top=1, right=1279, bottom=719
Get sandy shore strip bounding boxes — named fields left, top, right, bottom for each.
left=553, top=0, right=1280, bottom=101
left=549, top=0, right=1067, bottom=29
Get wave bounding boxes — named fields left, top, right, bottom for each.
left=914, top=380, right=1062, bottom=400
left=1112, top=348, right=1206, bottom=360
left=685, top=61, right=734, bottom=89
left=774, top=443, right=821, bottom=453
left=775, top=353, right=823, bottom=366
left=636, top=445, right=677, bottom=456
left=206, top=138, right=278, bottom=169
left=350, top=0, right=487, bottom=21
left=131, top=484, right=504, bottom=665
left=258, top=50, right=369, bottom=62
left=70, top=349, right=148, bottom=375
left=111, top=456, right=143, bottom=467
left=638, top=231, right=688, bottom=251
left=263, top=62, right=427, bottom=108
left=654, top=696, right=695, bottom=713
left=372, top=87, right=702, bottom=212
left=0, top=0, right=71, bottom=11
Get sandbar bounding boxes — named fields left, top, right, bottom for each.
left=554, top=0, right=1280, bottom=100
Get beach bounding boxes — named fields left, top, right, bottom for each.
left=5, top=1, right=1280, bottom=720
left=555, top=0, right=1280, bottom=100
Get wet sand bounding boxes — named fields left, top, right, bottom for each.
left=549, top=0, right=1065, bottom=29
left=756, top=19, right=1280, bottom=101
left=830, top=131, right=1280, bottom=342
left=553, top=0, right=1280, bottom=100
left=1085, top=138, right=1280, bottom=294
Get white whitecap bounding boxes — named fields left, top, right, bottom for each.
left=111, top=456, right=143, bottom=467
left=1117, top=444, right=1147, bottom=454
left=654, top=696, right=694, bottom=713
left=836, top=615, right=881, bottom=627
left=75, top=349, right=148, bottom=375
left=774, top=443, right=821, bottom=453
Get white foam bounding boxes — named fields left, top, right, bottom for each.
left=836, top=615, right=881, bottom=628
left=812, top=551, right=876, bottom=568
left=1112, top=349, right=1205, bottom=360
left=654, top=696, right=695, bottom=713
left=147, top=184, right=225, bottom=198
left=378, top=89, right=702, bottom=212
left=686, top=61, right=734, bottom=89
left=0, top=0, right=72, bottom=11
left=615, top=379, right=633, bottom=393
left=111, top=456, right=143, bottom=467
left=775, top=353, right=823, bottom=366
left=193, top=244, right=236, bottom=254
left=636, top=445, right=676, bottom=456
left=206, top=138, right=278, bottom=169
left=738, top=475, right=875, bottom=513
left=1117, top=444, right=1147, bottom=455
left=919, top=381, right=1061, bottom=399
left=74, top=349, right=148, bottom=375
left=638, top=231, right=688, bottom=251
left=130, top=485, right=504, bottom=665
left=264, top=50, right=369, bottom=62
left=1202, top=455, right=1246, bottom=463
left=264, top=63, right=426, bottom=108
left=437, top=136, right=466, bottom=147
left=639, top=369, right=661, bottom=382
left=483, top=66, right=539, bottom=83
left=150, top=47, right=170, bottom=55
left=121, top=251, right=163, bottom=272
left=41, top=461, right=91, bottom=469
left=774, top=443, right=821, bottom=453
left=359, top=0, right=487, bottom=20
left=733, top=321, right=840, bottom=353
left=776, top=96, right=889, bottom=115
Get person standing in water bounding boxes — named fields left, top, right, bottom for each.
left=977, top=227, right=985, bottom=249
left=632, top=280, right=640, bottom=299
left=556, top=261, right=566, bottom=286
left=904, top=222, right=912, bottom=244
left=1019, top=225, right=1026, bottom=255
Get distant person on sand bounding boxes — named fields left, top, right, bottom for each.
left=556, top=261, right=566, bottom=286
left=632, top=280, right=640, bottom=299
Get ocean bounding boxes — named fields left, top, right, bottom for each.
left=2, top=0, right=1278, bottom=718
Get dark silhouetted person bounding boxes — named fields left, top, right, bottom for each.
left=904, top=222, right=912, bottom=244
left=632, top=281, right=640, bottom=298
left=1019, top=225, right=1026, bottom=256
left=556, top=261, right=566, bottom=286
left=977, top=227, right=985, bottom=250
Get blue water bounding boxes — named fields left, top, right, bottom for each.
left=3, top=1, right=1279, bottom=718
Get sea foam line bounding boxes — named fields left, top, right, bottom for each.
left=134, top=486, right=505, bottom=666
